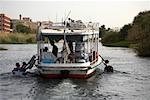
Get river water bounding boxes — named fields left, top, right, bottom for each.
left=0, top=44, right=150, bottom=100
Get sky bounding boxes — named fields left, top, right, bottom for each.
left=0, top=0, right=150, bottom=28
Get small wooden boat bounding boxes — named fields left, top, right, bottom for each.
left=12, top=55, right=37, bottom=77
left=12, top=70, right=26, bottom=76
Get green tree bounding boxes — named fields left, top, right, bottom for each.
left=101, top=30, right=121, bottom=44
left=128, top=11, right=150, bottom=56
left=99, top=25, right=106, bottom=38
left=16, top=24, right=31, bottom=33
left=101, top=26, right=130, bottom=47
left=119, top=24, right=132, bottom=40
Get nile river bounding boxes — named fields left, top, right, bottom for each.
left=0, top=44, right=150, bottom=100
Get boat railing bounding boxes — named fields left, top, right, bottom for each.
left=40, top=21, right=99, bottom=32
left=40, top=50, right=94, bottom=64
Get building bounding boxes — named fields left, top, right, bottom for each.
left=11, top=14, right=38, bottom=32
left=23, top=17, right=32, bottom=22
left=0, top=14, right=11, bottom=32
left=41, top=21, right=53, bottom=29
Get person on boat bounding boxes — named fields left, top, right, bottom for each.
left=56, top=50, right=64, bottom=63
left=68, top=42, right=73, bottom=53
left=42, top=46, right=57, bottom=63
left=13, top=63, right=21, bottom=71
left=12, top=63, right=21, bottom=74
left=68, top=52, right=75, bottom=63
left=43, top=47, right=48, bottom=52
left=50, top=40, right=58, bottom=57
left=20, top=62, right=27, bottom=72
left=68, top=42, right=75, bottom=63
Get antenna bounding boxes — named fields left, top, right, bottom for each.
left=62, top=17, right=63, bottom=26
left=56, top=12, right=58, bottom=22
left=63, top=10, right=71, bottom=63
left=63, top=10, right=71, bottom=32
left=64, top=10, right=71, bottom=22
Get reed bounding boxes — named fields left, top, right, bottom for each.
left=0, top=32, right=36, bottom=44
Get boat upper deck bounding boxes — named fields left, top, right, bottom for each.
left=40, top=29, right=99, bottom=36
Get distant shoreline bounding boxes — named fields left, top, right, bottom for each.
left=0, top=47, right=7, bottom=50
left=0, top=32, right=36, bottom=44
left=102, top=40, right=129, bottom=48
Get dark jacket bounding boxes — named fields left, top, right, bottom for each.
left=52, top=45, right=58, bottom=57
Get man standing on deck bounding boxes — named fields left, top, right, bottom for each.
left=50, top=40, right=58, bottom=57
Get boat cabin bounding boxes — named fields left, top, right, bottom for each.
left=37, top=29, right=99, bottom=65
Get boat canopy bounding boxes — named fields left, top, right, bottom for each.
left=39, top=29, right=98, bottom=42
left=37, top=28, right=100, bottom=64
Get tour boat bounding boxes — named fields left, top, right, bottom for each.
left=35, top=21, right=102, bottom=78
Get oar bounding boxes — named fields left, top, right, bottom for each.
left=25, top=55, right=36, bottom=70
left=99, top=54, right=113, bottom=72
left=99, top=54, right=109, bottom=65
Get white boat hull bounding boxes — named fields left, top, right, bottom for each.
left=35, top=56, right=102, bottom=78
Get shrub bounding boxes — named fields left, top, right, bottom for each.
left=101, top=31, right=121, bottom=44
left=0, top=32, right=36, bottom=44
left=128, top=11, right=150, bottom=56
left=16, top=24, right=32, bottom=33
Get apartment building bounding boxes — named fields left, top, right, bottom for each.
left=0, top=14, right=11, bottom=32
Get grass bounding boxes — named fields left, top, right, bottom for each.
left=0, top=32, right=36, bottom=44
left=102, top=40, right=129, bottom=47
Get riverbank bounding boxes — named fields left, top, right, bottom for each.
left=0, top=32, right=36, bottom=44
left=0, top=47, right=7, bottom=50
left=102, top=40, right=129, bottom=47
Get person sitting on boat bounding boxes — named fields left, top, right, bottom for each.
left=50, top=40, right=58, bottom=57
left=68, top=52, right=75, bottom=63
left=43, top=47, right=48, bottom=52
left=42, top=46, right=57, bottom=63
left=20, top=62, right=27, bottom=72
left=12, top=63, right=21, bottom=74
left=14, top=63, right=21, bottom=71
left=82, top=52, right=89, bottom=62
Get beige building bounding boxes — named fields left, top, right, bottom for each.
left=41, top=21, right=53, bottom=29
left=0, top=14, right=11, bottom=32
left=11, top=14, right=38, bottom=32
